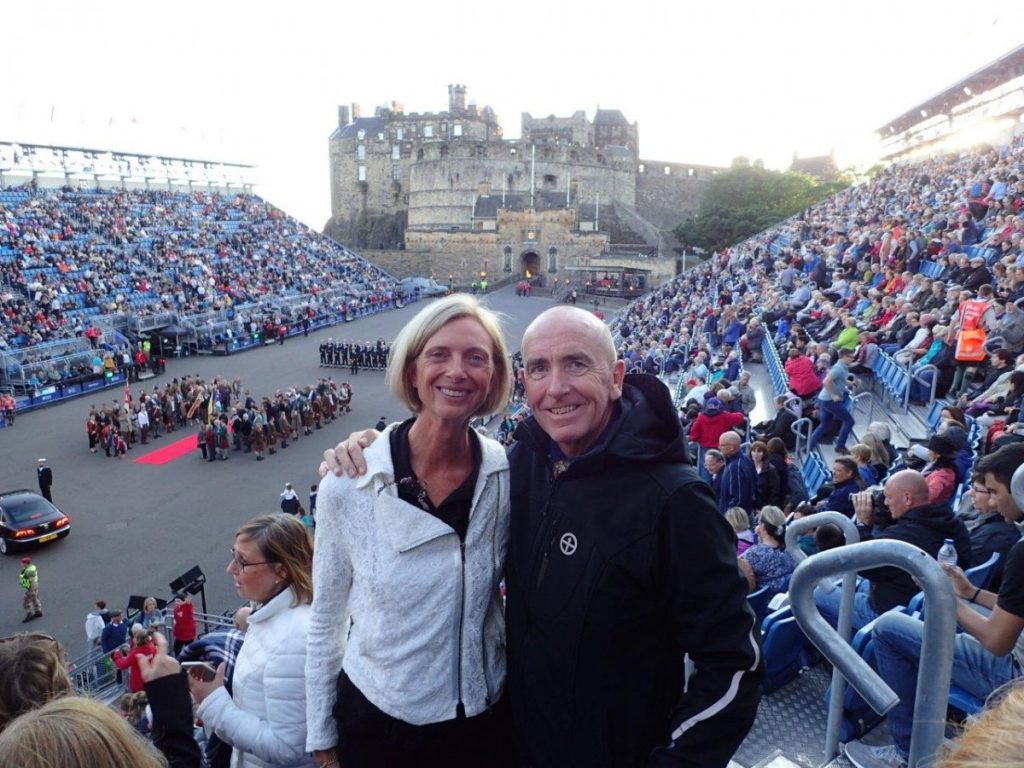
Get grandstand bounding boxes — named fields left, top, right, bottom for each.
left=0, top=143, right=411, bottom=413
left=602, top=50, right=1024, bottom=767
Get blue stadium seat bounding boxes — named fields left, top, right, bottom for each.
left=747, top=585, right=773, bottom=628
left=965, top=551, right=1001, bottom=591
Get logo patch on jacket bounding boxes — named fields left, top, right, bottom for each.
left=560, top=532, right=578, bottom=556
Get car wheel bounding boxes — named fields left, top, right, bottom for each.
left=0, top=537, right=9, bottom=555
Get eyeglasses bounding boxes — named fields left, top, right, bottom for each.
left=229, top=548, right=276, bottom=572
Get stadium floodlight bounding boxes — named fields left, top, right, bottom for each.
left=920, top=109, right=928, bottom=117
left=964, top=86, right=972, bottom=96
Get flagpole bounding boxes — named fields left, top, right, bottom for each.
left=530, top=144, right=536, bottom=209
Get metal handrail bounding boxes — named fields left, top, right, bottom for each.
left=785, top=512, right=862, bottom=758
left=850, top=390, right=875, bottom=427
left=911, top=364, right=938, bottom=406
left=789, top=539, right=958, bottom=766
left=783, top=394, right=803, bottom=417
left=1010, top=464, right=1024, bottom=511
left=791, top=417, right=813, bottom=460
left=784, top=510, right=859, bottom=566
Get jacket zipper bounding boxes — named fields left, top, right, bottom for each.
left=533, top=476, right=561, bottom=590
left=455, top=539, right=466, bottom=717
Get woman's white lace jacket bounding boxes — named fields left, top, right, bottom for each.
left=305, top=424, right=509, bottom=750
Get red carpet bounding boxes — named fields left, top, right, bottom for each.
left=134, top=434, right=198, bottom=465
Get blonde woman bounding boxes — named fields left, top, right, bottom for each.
left=0, top=697, right=169, bottom=768
left=307, top=295, right=516, bottom=767
left=860, top=432, right=890, bottom=483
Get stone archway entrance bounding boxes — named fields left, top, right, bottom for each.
left=521, top=251, right=541, bottom=278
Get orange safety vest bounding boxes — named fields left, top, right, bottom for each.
left=955, top=299, right=990, bottom=362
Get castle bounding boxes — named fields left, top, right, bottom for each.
left=327, top=85, right=722, bottom=286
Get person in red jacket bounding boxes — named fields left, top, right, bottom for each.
left=784, top=348, right=822, bottom=399
left=688, top=397, right=746, bottom=449
left=112, top=628, right=157, bottom=693
left=171, top=595, right=196, bottom=656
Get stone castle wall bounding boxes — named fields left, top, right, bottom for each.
left=635, top=160, right=721, bottom=231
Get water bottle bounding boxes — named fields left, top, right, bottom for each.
left=937, top=538, right=958, bottom=568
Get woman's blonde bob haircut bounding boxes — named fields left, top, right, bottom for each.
left=0, top=696, right=168, bottom=767
left=386, top=294, right=511, bottom=417
left=235, top=514, right=314, bottom=607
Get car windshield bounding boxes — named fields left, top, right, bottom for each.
left=2, top=497, right=58, bottom=525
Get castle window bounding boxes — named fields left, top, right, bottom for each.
left=503, top=246, right=513, bottom=272
left=396, top=128, right=404, bottom=141
left=453, top=124, right=463, bottom=137
left=688, top=168, right=695, bottom=177
left=547, top=246, right=558, bottom=273
left=424, top=125, right=434, bottom=138
left=543, top=174, right=556, bottom=188
left=417, top=148, right=424, bottom=160
left=392, top=145, right=401, bottom=160
left=664, top=166, right=671, bottom=175
left=392, top=165, right=401, bottom=181
left=441, top=122, right=448, bottom=133
left=357, top=129, right=365, bottom=140
left=638, top=163, right=645, bottom=173
left=377, top=133, right=384, bottom=141
left=357, top=145, right=366, bottom=161
left=357, top=166, right=366, bottom=182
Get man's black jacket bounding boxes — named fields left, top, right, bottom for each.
left=507, top=374, right=762, bottom=767
left=858, top=501, right=973, bottom=614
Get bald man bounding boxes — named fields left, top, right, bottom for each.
left=508, top=306, right=762, bottom=766
left=717, top=430, right=757, bottom=515
left=814, top=469, right=972, bottom=632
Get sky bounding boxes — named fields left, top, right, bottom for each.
left=3, top=1, right=1024, bottom=230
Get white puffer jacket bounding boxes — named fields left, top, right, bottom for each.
left=198, top=588, right=315, bottom=768
left=305, top=424, right=509, bottom=751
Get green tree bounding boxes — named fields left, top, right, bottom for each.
left=674, top=166, right=849, bottom=254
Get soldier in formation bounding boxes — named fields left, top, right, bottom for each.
left=319, top=338, right=392, bottom=371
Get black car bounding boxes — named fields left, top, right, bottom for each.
left=0, top=490, right=71, bottom=555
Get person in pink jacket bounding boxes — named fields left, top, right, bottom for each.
left=784, top=349, right=821, bottom=399
left=112, top=629, right=157, bottom=693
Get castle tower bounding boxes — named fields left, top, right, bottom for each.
left=448, top=84, right=467, bottom=114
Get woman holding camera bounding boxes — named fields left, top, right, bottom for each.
left=189, top=514, right=315, bottom=768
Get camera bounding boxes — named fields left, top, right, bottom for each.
left=870, top=486, right=893, bottom=526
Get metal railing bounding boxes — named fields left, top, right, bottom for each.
left=788, top=537, right=958, bottom=766
left=911, top=364, right=938, bottom=406
left=785, top=512, right=861, bottom=759
left=791, top=417, right=813, bottom=461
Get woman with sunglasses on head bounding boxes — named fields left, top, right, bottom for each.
left=189, top=514, right=316, bottom=768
